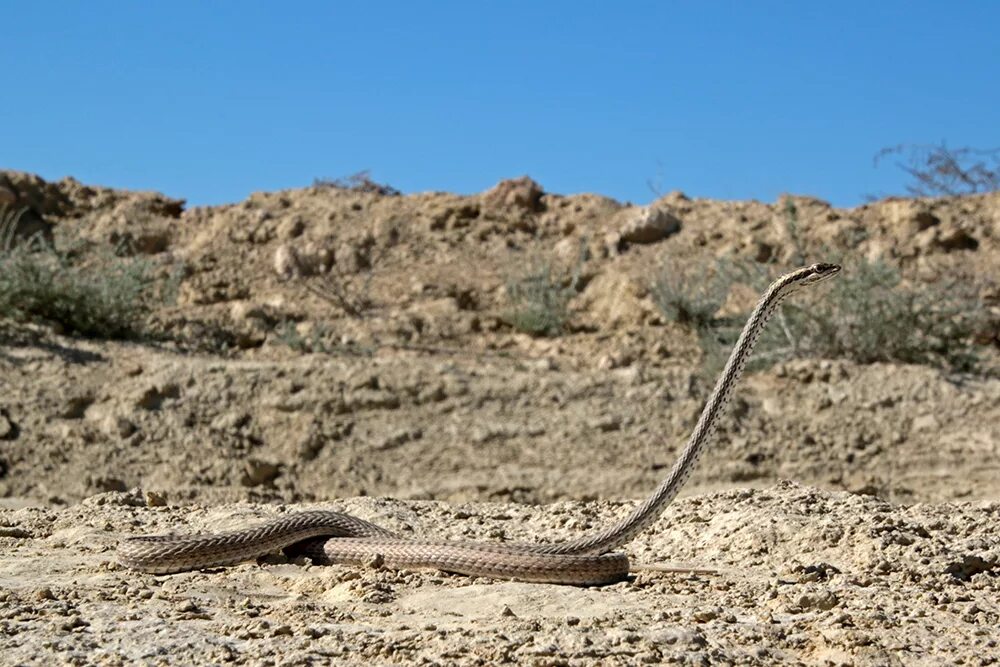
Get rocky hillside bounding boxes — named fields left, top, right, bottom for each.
left=0, top=170, right=998, bottom=508
left=2, top=170, right=999, bottom=666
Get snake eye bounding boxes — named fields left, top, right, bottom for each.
left=810, top=263, right=842, bottom=279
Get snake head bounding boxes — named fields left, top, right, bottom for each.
left=803, top=262, right=842, bottom=285
left=777, top=263, right=842, bottom=297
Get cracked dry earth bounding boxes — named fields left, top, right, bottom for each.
left=1, top=485, right=998, bottom=665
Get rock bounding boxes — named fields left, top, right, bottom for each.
left=0, top=412, right=13, bottom=439
left=0, top=185, right=15, bottom=205
left=579, top=272, right=650, bottom=329
left=242, top=459, right=280, bottom=487
left=481, top=176, right=544, bottom=212
left=618, top=206, right=682, bottom=244
left=885, top=200, right=940, bottom=238
left=102, top=415, right=137, bottom=439
left=278, top=215, right=306, bottom=240
left=210, top=411, right=250, bottom=432
left=935, top=226, right=979, bottom=251
left=136, top=384, right=180, bottom=411
left=0, top=170, right=73, bottom=216
left=425, top=198, right=480, bottom=231
left=273, top=244, right=305, bottom=280
left=144, top=490, right=167, bottom=507
left=234, top=328, right=267, bottom=349
left=230, top=301, right=271, bottom=323
left=335, top=241, right=369, bottom=274
left=603, top=230, right=623, bottom=256
left=552, top=236, right=590, bottom=269
left=60, top=395, right=95, bottom=420
left=793, top=590, right=840, bottom=611
left=372, top=215, right=402, bottom=245
left=132, top=232, right=171, bottom=254
left=90, top=476, right=128, bottom=493
left=910, top=414, right=939, bottom=432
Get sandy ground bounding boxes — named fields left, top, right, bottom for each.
left=1, top=484, right=998, bottom=665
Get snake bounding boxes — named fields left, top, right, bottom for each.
left=118, top=263, right=842, bottom=585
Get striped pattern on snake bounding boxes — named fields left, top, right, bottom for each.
left=118, top=263, right=841, bottom=585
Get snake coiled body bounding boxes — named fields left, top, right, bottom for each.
left=118, top=263, right=841, bottom=585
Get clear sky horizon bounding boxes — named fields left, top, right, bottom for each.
left=3, top=2, right=997, bottom=208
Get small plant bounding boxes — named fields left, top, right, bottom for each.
left=302, top=240, right=384, bottom=320
left=504, top=262, right=573, bottom=337
left=875, top=143, right=1000, bottom=197
left=650, top=258, right=732, bottom=330
left=0, top=206, right=171, bottom=339
left=504, top=245, right=588, bottom=337
left=274, top=320, right=373, bottom=357
left=313, top=170, right=401, bottom=196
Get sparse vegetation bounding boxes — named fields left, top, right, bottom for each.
left=504, top=255, right=582, bottom=337
left=766, top=256, right=984, bottom=372
left=301, top=240, right=385, bottom=320
left=650, top=258, right=732, bottom=330
left=313, top=170, right=401, bottom=196
left=875, top=143, right=1000, bottom=197
left=0, top=206, right=173, bottom=339
left=274, top=320, right=373, bottom=357
left=654, top=247, right=987, bottom=374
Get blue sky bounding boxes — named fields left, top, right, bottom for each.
left=3, top=2, right=997, bottom=207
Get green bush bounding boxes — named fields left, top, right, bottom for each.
left=650, top=258, right=732, bottom=330
left=774, top=257, right=986, bottom=371
left=653, top=251, right=987, bottom=373
left=504, top=262, right=572, bottom=337
left=0, top=206, right=171, bottom=339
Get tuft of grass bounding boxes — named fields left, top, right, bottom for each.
left=503, top=247, right=588, bottom=337
left=650, top=258, right=732, bottom=330
left=504, top=262, right=573, bottom=337
left=0, top=206, right=173, bottom=339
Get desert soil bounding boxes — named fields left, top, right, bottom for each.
left=1, top=170, right=998, bottom=665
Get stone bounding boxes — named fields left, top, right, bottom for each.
left=230, top=301, right=270, bottom=323
left=481, top=176, right=544, bottom=212
left=911, top=414, right=939, bottom=432
left=144, top=490, right=167, bottom=507
left=242, top=459, right=280, bottom=487
left=273, top=244, right=304, bottom=280
left=335, top=241, right=368, bottom=274
left=618, top=206, right=682, bottom=244
left=278, top=215, right=306, bottom=240
left=0, top=414, right=13, bottom=439
left=102, top=415, right=137, bottom=439
left=935, top=226, right=979, bottom=251
left=0, top=170, right=73, bottom=216
left=885, top=200, right=940, bottom=238
left=60, top=395, right=95, bottom=420
left=136, top=384, right=180, bottom=411
left=553, top=236, right=586, bottom=266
